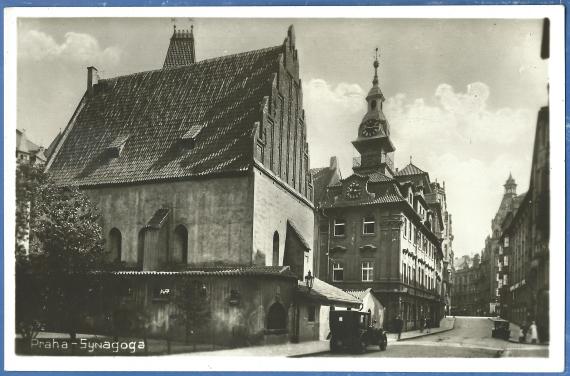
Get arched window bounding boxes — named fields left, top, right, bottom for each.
left=267, top=302, right=287, bottom=331
left=174, top=225, right=189, bottom=264
left=272, top=232, right=279, bottom=266
left=137, top=229, right=145, bottom=269
left=371, top=100, right=377, bottom=110
left=109, top=228, right=122, bottom=262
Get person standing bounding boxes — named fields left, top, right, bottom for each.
left=426, top=316, right=431, bottom=333
left=529, top=321, right=538, bottom=344
left=419, top=315, right=425, bottom=333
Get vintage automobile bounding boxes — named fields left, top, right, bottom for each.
left=491, top=317, right=511, bottom=340
left=329, top=309, right=388, bottom=353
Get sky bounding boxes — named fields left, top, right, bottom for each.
left=16, top=17, right=548, bottom=257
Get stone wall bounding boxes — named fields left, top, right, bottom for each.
left=252, top=167, right=314, bottom=275
left=86, top=175, right=254, bottom=269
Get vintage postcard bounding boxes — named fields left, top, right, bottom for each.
left=3, top=5, right=565, bottom=372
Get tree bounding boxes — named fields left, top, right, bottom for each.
left=15, top=163, right=106, bottom=345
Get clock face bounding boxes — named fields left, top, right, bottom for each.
left=361, top=119, right=379, bottom=137
left=346, top=181, right=361, bottom=199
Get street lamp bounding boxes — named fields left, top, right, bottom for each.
left=305, top=271, right=314, bottom=292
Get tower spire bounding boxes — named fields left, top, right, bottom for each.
left=373, top=47, right=379, bottom=86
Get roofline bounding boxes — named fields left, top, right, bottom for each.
left=51, top=168, right=250, bottom=189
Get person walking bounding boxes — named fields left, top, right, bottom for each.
left=529, top=321, right=538, bottom=344
left=395, top=315, right=404, bottom=341
left=426, top=316, right=431, bottom=334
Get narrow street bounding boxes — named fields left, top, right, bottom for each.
left=313, top=317, right=548, bottom=358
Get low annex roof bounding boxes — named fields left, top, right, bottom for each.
left=111, top=265, right=297, bottom=278
left=47, top=45, right=283, bottom=186
left=297, top=278, right=361, bottom=306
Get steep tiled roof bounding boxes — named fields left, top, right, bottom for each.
left=111, top=265, right=296, bottom=278
left=396, top=162, right=426, bottom=176
left=45, top=131, right=63, bottom=160
left=322, top=182, right=405, bottom=208
left=47, top=45, right=283, bottom=186
left=298, top=278, right=361, bottom=305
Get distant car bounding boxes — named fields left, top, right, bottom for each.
left=491, top=318, right=510, bottom=340
left=329, top=309, right=387, bottom=353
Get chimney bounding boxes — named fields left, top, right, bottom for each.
left=87, top=66, right=99, bottom=96
left=329, top=156, right=338, bottom=170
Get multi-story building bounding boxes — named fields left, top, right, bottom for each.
left=451, top=254, right=481, bottom=316
left=499, top=102, right=549, bottom=342
left=16, top=129, right=46, bottom=165
left=312, top=54, right=445, bottom=332
left=426, top=180, right=454, bottom=315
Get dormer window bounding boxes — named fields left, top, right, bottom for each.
left=106, top=135, right=129, bottom=158
left=181, top=124, right=205, bottom=148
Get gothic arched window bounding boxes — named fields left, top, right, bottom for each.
left=109, top=228, right=122, bottom=262
left=174, top=225, right=189, bottom=264
left=272, top=232, right=280, bottom=266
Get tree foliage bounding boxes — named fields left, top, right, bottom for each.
left=15, top=163, right=107, bottom=343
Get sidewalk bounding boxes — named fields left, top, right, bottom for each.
left=179, top=317, right=456, bottom=357
left=487, top=318, right=549, bottom=346
left=386, top=316, right=456, bottom=342
left=177, top=339, right=330, bottom=357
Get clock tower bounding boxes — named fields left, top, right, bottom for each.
left=352, top=49, right=395, bottom=176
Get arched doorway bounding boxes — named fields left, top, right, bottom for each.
left=173, top=225, right=189, bottom=264
left=109, top=228, right=122, bottom=262
left=267, top=302, right=287, bottom=331
left=272, top=232, right=279, bottom=266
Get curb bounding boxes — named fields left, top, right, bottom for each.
left=396, top=317, right=456, bottom=342
left=288, top=349, right=330, bottom=358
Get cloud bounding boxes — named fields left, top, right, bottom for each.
left=19, top=30, right=121, bottom=66
left=304, top=79, right=536, bottom=256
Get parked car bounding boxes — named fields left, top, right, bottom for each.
left=491, top=317, right=510, bottom=340
left=329, top=309, right=387, bottom=353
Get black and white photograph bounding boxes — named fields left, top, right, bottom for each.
left=4, top=6, right=565, bottom=372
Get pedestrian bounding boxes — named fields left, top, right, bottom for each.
left=395, top=315, right=403, bottom=341
left=518, top=327, right=526, bottom=343
left=529, top=321, right=538, bottom=344
left=426, top=317, right=431, bottom=333
left=419, top=316, right=425, bottom=333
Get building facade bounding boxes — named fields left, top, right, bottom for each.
left=312, top=55, right=446, bottom=332
left=499, top=104, right=549, bottom=342
left=45, top=25, right=359, bottom=346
